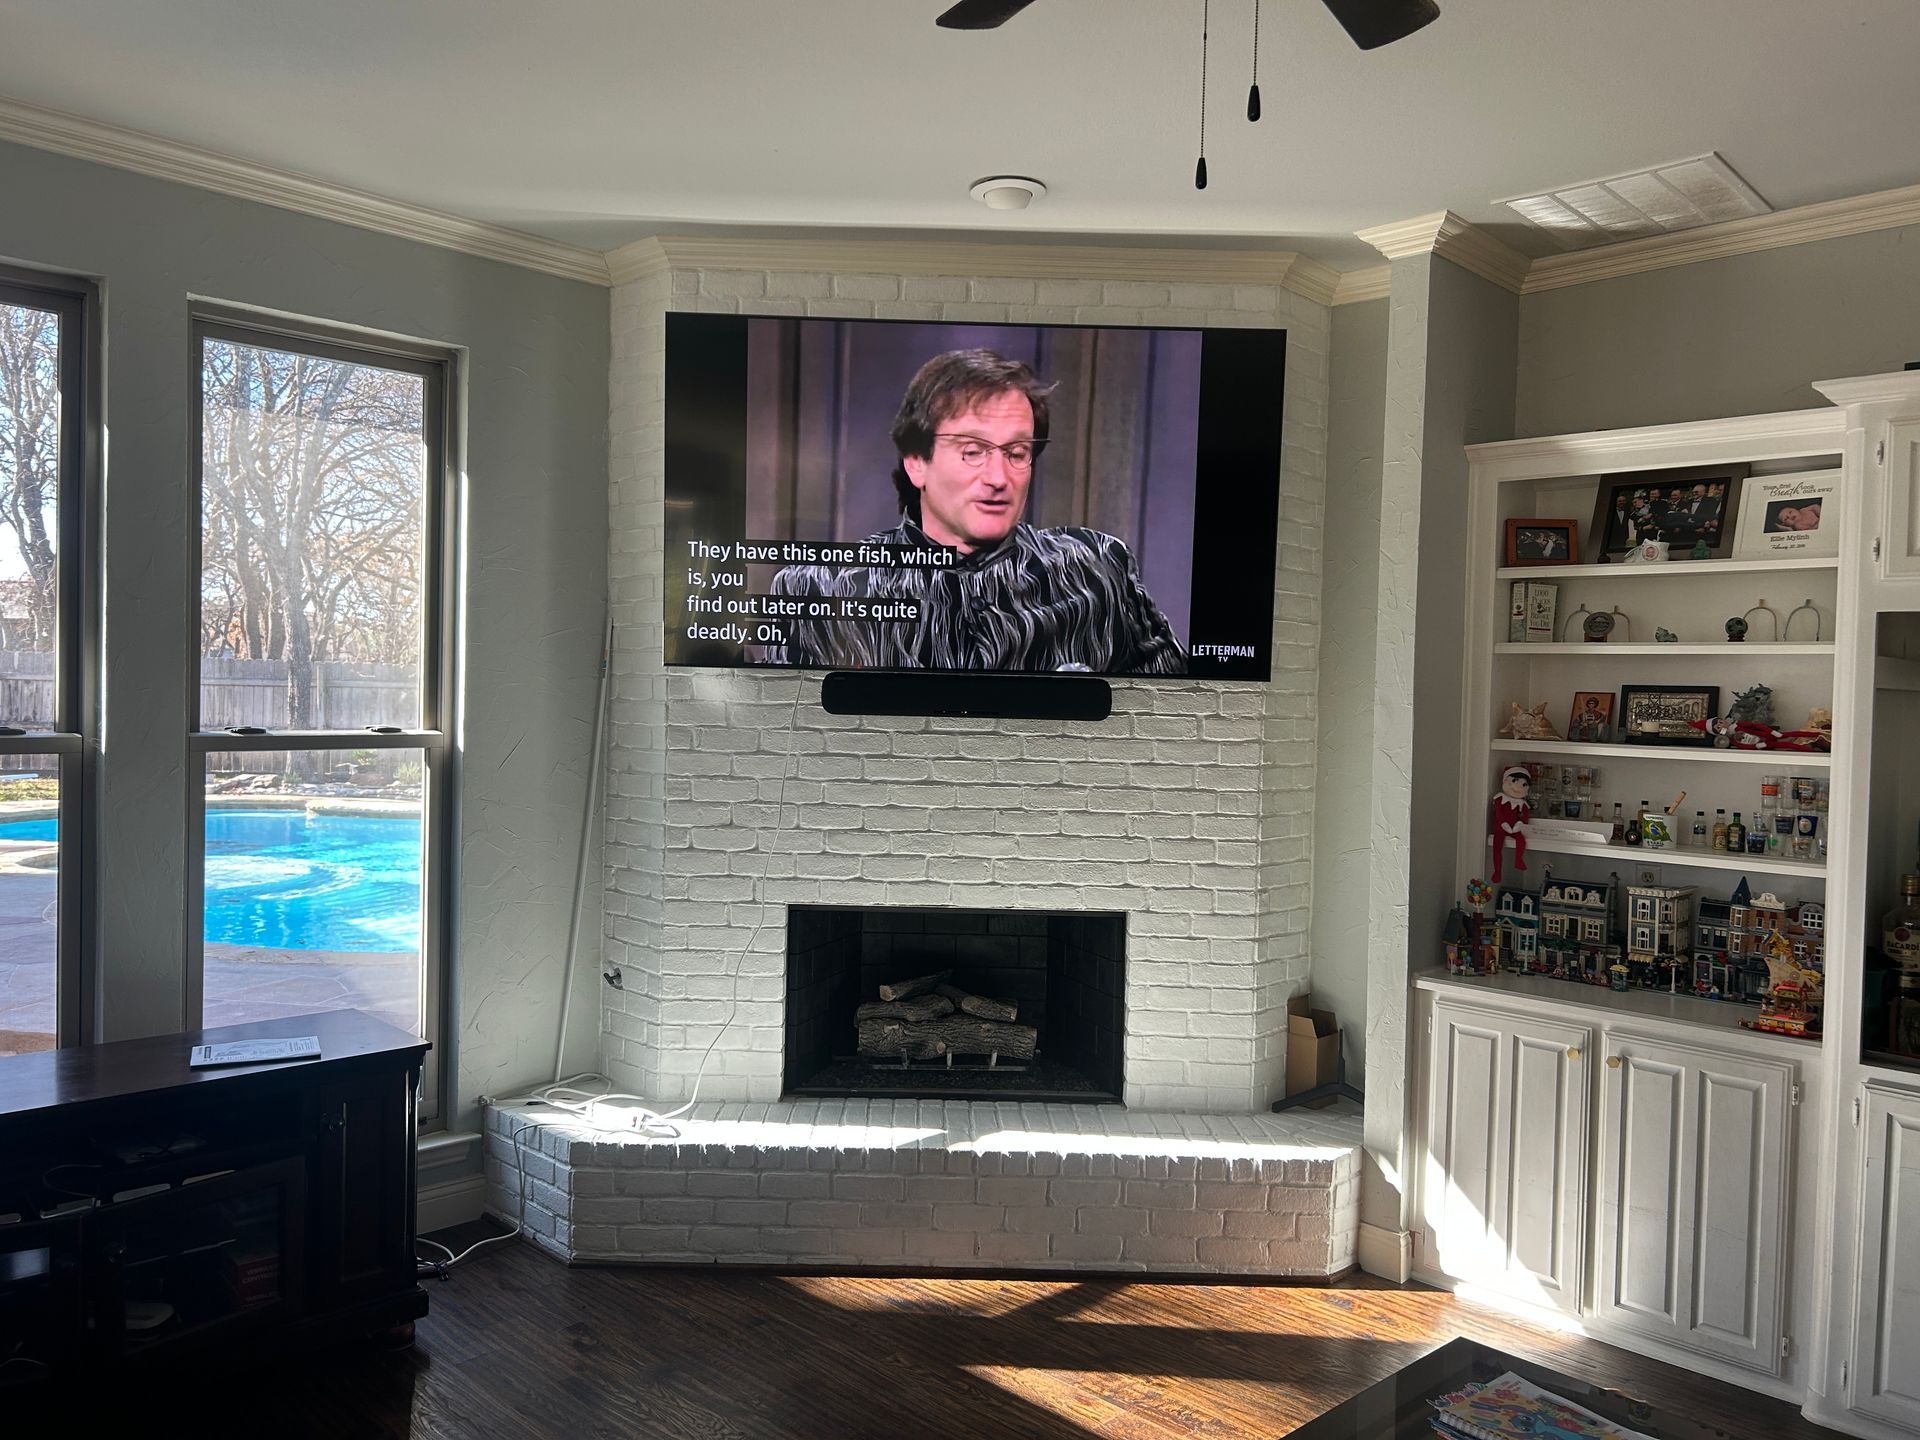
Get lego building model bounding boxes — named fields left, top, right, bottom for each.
left=1538, top=871, right=1622, bottom=984
left=1494, top=886, right=1541, bottom=972
left=1624, top=881, right=1697, bottom=991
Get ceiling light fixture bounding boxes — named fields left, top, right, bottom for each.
left=969, top=176, right=1047, bottom=211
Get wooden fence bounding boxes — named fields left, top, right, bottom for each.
left=0, top=652, right=418, bottom=775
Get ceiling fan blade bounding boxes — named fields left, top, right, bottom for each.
left=935, top=0, right=1038, bottom=29
left=1318, top=0, right=1439, bottom=49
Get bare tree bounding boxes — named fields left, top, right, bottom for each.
left=0, top=303, right=62, bottom=650
left=200, top=339, right=424, bottom=736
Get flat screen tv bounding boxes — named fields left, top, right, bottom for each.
left=665, top=313, right=1286, bottom=680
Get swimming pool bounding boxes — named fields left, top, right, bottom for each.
left=0, top=809, right=421, bottom=951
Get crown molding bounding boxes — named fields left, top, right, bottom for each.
left=1812, top=372, right=1920, bottom=409
left=1520, top=180, right=1920, bottom=293
left=0, top=95, right=611, bottom=286
left=606, top=234, right=1348, bottom=306
left=1355, top=210, right=1529, bottom=294
left=1465, top=406, right=1846, bottom=482
left=1331, top=265, right=1391, bottom=306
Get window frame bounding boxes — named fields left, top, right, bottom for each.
left=186, top=305, right=458, bottom=1119
left=0, top=265, right=99, bottom=1048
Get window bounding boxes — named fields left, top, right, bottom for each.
left=0, top=271, right=93, bottom=1056
left=190, top=313, right=452, bottom=1108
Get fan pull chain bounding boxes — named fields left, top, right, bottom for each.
left=1247, top=0, right=1261, bottom=121
left=1195, top=0, right=1210, bottom=189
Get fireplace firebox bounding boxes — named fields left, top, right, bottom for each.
left=784, top=905, right=1126, bottom=1102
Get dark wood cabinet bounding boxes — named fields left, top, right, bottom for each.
left=0, top=1010, right=428, bottom=1381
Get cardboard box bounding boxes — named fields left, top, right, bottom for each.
left=1286, top=994, right=1342, bottom=1108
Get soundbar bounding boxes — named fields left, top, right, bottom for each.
left=820, top=671, right=1112, bottom=721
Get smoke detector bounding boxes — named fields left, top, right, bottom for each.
left=970, top=176, right=1046, bottom=211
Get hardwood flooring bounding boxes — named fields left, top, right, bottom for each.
left=21, top=1221, right=1845, bottom=1438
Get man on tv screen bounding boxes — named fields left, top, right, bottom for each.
left=762, top=349, right=1186, bottom=674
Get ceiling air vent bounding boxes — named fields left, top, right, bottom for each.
left=1500, top=153, right=1770, bottom=251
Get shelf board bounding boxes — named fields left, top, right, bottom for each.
left=1525, top=835, right=1826, bottom=881
left=1490, top=739, right=1832, bottom=767
left=1494, top=642, right=1834, bottom=657
left=1495, top=558, right=1839, bottom=581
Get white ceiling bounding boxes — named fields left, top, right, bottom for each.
left=2, top=0, right=1918, bottom=271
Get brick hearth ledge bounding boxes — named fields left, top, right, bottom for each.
left=485, top=1098, right=1361, bottom=1275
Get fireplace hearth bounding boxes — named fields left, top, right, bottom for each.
left=784, top=905, right=1126, bottom=1103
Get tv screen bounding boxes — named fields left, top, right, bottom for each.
left=665, top=313, right=1286, bottom=680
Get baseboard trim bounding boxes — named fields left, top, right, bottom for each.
left=418, top=1174, right=488, bottom=1234
left=1357, top=1222, right=1411, bottom=1282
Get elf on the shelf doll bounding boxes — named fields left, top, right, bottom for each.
left=1489, top=765, right=1531, bottom=883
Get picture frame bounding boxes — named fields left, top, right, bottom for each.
left=1729, top=469, right=1841, bottom=562
left=1567, top=691, right=1615, bottom=744
left=1618, top=684, right=1720, bottom=746
left=1504, top=518, right=1581, bottom=567
left=1591, top=464, right=1748, bottom=563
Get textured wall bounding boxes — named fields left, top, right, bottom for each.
left=1517, top=223, right=1920, bottom=435
left=1311, top=297, right=1388, bottom=1082
left=0, top=139, right=609, bottom=1137
left=604, top=265, right=1331, bottom=1113
left=1362, top=256, right=1518, bottom=1239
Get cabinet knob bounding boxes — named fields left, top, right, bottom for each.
left=1567, top=1047, right=1582, bottom=1060
left=1607, top=1055, right=1622, bottom=1069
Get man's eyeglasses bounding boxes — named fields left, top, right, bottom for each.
left=933, top=434, right=1043, bottom=473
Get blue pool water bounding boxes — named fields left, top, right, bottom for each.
left=0, top=809, right=420, bottom=951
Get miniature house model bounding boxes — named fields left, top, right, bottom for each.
left=1494, top=886, right=1541, bottom=971
left=1624, top=881, right=1697, bottom=990
left=1539, top=872, right=1621, bottom=983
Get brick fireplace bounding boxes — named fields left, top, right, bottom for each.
left=483, top=252, right=1357, bottom=1276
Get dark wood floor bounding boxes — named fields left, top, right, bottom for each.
left=21, top=1221, right=1845, bottom=1438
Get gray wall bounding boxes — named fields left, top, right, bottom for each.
left=0, top=139, right=609, bottom=1136
left=1310, top=297, right=1387, bottom=1080
left=1518, top=224, right=1920, bottom=434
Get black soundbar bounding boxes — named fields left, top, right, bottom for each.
left=820, top=671, right=1112, bottom=721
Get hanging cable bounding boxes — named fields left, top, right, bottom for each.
left=1195, top=0, right=1210, bottom=189
left=1247, top=0, right=1262, bottom=120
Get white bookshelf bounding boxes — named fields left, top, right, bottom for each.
left=1461, top=405, right=1849, bottom=981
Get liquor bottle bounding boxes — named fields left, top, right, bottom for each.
left=1712, top=809, right=1729, bottom=852
left=1727, top=812, right=1746, bottom=852
left=1610, top=802, right=1625, bottom=845
left=1624, top=805, right=1643, bottom=847
left=1691, top=811, right=1708, bottom=848
left=1885, top=875, right=1920, bottom=980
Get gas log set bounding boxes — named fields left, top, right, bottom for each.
left=854, top=969, right=1039, bottom=1068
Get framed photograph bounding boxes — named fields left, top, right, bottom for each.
left=1591, top=464, right=1748, bottom=562
left=1504, top=518, right=1581, bottom=567
left=1567, top=691, right=1615, bottom=744
left=1730, top=469, right=1841, bottom=561
left=1619, top=684, right=1720, bottom=746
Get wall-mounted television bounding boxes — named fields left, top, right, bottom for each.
left=665, top=313, right=1286, bottom=680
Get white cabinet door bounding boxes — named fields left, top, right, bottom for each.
left=1424, top=1000, right=1590, bottom=1310
left=1850, top=1084, right=1920, bottom=1427
left=1883, top=417, right=1920, bottom=580
left=1594, top=1033, right=1793, bottom=1374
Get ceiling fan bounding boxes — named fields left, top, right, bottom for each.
left=935, top=0, right=1440, bottom=51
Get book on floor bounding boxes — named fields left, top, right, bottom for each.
left=1429, top=1373, right=1653, bottom=1440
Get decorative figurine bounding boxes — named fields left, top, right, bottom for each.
left=1729, top=683, right=1775, bottom=726
left=1742, top=929, right=1824, bottom=1038
left=1489, top=766, right=1532, bottom=883
left=1726, top=615, right=1749, bottom=643
left=1498, top=702, right=1561, bottom=741
left=1804, top=706, right=1834, bottom=744
left=1689, top=538, right=1712, bottom=560
left=1655, top=627, right=1679, bottom=643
